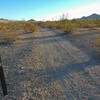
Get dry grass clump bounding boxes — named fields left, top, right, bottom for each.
left=48, top=23, right=57, bottom=29
left=0, top=22, right=18, bottom=43
left=94, top=39, right=100, bottom=47
left=38, top=19, right=100, bottom=34
left=0, top=21, right=38, bottom=44
left=38, top=21, right=57, bottom=28
left=22, top=22, right=38, bottom=33
left=71, top=19, right=100, bottom=29
left=79, top=20, right=96, bottom=29
left=0, top=21, right=38, bottom=33
left=0, top=33, right=18, bottom=44
left=59, top=22, right=78, bottom=34
left=94, top=20, right=100, bottom=27
left=38, top=20, right=78, bottom=34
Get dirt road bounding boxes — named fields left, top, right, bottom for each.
left=0, top=27, right=100, bottom=100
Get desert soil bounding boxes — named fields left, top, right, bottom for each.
left=0, top=27, right=100, bottom=100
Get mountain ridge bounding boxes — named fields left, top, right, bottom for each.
left=80, top=13, right=100, bottom=20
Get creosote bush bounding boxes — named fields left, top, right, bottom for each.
left=94, top=39, right=100, bottom=47
left=60, top=22, right=78, bottom=34
left=23, top=22, right=38, bottom=33
left=38, top=19, right=100, bottom=34
left=0, top=33, right=18, bottom=43
left=0, top=21, right=38, bottom=43
left=38, top=20, right=78, bottom=34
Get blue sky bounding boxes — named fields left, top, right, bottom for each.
left=0, top=0, right=100, bottom=20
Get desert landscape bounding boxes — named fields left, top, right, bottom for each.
left=0, top=17, right=100, bottom=100
left=0, top=0, right=100, bottom=100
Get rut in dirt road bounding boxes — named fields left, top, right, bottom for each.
left=0, top=27, right=100, bottom=100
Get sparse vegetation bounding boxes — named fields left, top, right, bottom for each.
left=38, top=20, right=78, bottom=34
left=38, top=19, right=100, bottom=34
left=0, top=21, right=38, bottom=44
left=0, top=33, right=18, bottom=43
left=0, top=19, right=100, bottom=44
left=23, top=22, right=38, bottom=33
left=94, top=39, right=100, bottom=47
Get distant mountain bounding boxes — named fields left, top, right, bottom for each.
left=0, top=18, right=9, bottom=22
left=28, top=19, right=35, bottom=22
left=80, top=13, right=100, bottom=20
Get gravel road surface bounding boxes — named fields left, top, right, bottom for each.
left=0, top=27, right=100, bottom=100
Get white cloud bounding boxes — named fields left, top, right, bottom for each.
left=36, top=2, right=100, bottom=21
left=68, top=2, right=100, bottom=19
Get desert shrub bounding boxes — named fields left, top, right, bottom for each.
left=94, top=39, right=100, bottom=47
left=38, top=20, right=78, bottom=34
left=58, top=22, right=78, bottom=34
left=94, top=20, right=100, bottom=27
left=23, top=22, right=38, bottom=33
left=39, top=22, right=49, bottom=28
left=0, top=21, right=38, bottom=33
left=0, top=21, right=38, bottom=43
left=0, top=22, right=18, bottom=32
left=0, top=22, right=19, bottom=43
left=0, top=32, right=18, bottom=43
left=47, top=23, right=57, bottom=29
left=72, top=20, right=98, bottom=29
